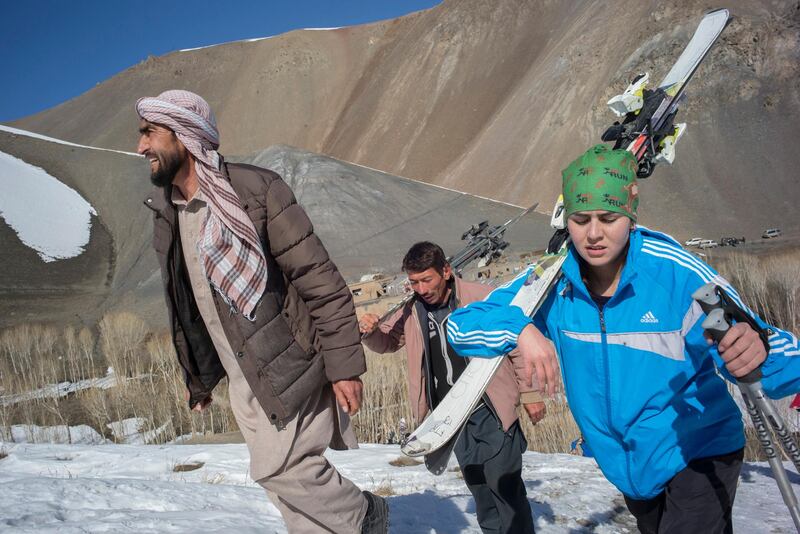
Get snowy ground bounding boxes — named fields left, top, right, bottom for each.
left=0, top=442, right=796, bottom=533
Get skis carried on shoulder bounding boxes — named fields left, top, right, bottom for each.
left=401, top=9, right=731, bottom=471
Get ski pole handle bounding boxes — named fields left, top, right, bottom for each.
left=692, top=283, right=721, bottom=313
left=701, top=308, right=731, bottom=342
left=693, top=284, right=762, bottom=384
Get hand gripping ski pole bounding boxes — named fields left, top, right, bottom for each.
left=693, top=283, right=800, bottom=532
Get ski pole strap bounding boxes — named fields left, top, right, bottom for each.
left=692, top=283, right=771, bottom=384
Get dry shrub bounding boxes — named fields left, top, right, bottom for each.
left=63, top=327, right=100, bottom=382
left=353, top=349, right=413, bottom=444
left=0, top=324, right=63, bottom=393
left=519, top=395, right=580, bottom=453
left=373, top=479, right=397, bottom=497
left=712, top=249, right=800, bottom=333
left=78, top=329, right=237, bottom=443
left=388, top=456, right=422, bottom=467
left=99, top=312, right=149, bottom=380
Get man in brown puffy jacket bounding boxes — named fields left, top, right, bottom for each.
left=360, top=241, right=545, bottom=534
left=137, top=90, right=387, bottom=534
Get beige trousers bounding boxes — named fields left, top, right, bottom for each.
left=224, top=352, right=368, bottom=533
left=176, top=196, right=367, bottom=533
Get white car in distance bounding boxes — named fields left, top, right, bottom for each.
left=685, top=237, right=703, bottom=247
left=699, top=239, right=719, bottom=249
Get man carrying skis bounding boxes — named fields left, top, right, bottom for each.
left=447, top=145, right=800, bottom=533
left=360, top=241, right=544, bottom=534
left=137, top=90, right=388, bottom=533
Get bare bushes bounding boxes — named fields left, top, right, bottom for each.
left=81, top=321, right=238, bottom=443
left=1, top=312, right=238, bottom=444
left=99, top=312, right=150, bottom=380
left=713, top=249, right=800, bottom=334
left=0, top=324, right=100, bottom=396
left=518, top=396, right=581, bottom=454
left=355, top=349, right=414, bottom=444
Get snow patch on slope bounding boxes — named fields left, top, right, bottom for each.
left=0, top=151, right=97, bottom=262
left=0, top=125, right=140, bottom=156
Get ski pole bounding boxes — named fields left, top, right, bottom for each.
left=693, top=284, right=800, bottom=532
left=694, top=284, right=800, bottom=471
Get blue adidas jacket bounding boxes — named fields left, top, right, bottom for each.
left=447, top=227, right=800, bottom=499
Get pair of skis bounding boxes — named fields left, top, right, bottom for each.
left=401, top=8, right=732, bottom=466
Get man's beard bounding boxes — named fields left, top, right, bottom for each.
left=150, top=150, right=186, bottom=188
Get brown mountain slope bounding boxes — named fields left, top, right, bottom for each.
left=10, top=0, right=800, bottom=238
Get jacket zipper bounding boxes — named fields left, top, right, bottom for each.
left=428, top=311, right=455, bottom=386
left=597, top=302, right=636, bottom=495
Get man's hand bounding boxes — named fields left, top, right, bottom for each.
left=332, top=378, right=364, bottom=415
left=523, top=401, right=546, bottom=424
left=710, top=322, right=767, bottom=378
left=185, top=389, right=213, bottom=412
left=517, top=324, right=561, bottom=397
left=359, top=313, right=381, bottom=335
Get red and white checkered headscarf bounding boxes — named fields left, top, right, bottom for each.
left=136, top=90, right=266, bottom=320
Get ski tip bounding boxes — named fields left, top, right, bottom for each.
left=705, top=7, right=731, bottom=25
left=425, top=459, right=449, bottom=476
left=400, top=437, right=430, bottom=457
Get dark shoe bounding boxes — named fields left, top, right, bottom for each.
left=360, top=490, right=389, bottom=534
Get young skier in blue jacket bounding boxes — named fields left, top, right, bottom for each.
left=447, top=144, right=800, bottom=533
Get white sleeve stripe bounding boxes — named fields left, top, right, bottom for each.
left=637, top=226, right=683, bottom=247
left=642, top=239, right=717, bottom=280
left=446, top=323, right=518, bottom=343
left=641, top=240, right=748, bottom=306
left=643, top=245, right=747, bottom=309
left=640, top=246, right=750, bottom=312
left=641, top=247, right=714, bottom=283
left=447, top=318, right=517, bottom=337
left=446, top=334, right=516, bottom=349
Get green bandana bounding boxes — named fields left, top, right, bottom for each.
left=562, top=144, right=639, bottom=221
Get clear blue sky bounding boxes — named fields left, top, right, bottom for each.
left=0, top=0, right=441, bottom=122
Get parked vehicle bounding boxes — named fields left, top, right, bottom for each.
left=685, top=237, right=704, bottom=247
left=699, top=239, right=719, bottom=249
left=762, top=228, right=782, bottom=239
left=719, top=237, right=745, bottom=247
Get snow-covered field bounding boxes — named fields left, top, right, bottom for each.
left=0, top=441, right=795, bottom=533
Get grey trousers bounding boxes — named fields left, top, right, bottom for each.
left=454, top=405, right=535, bottom=534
